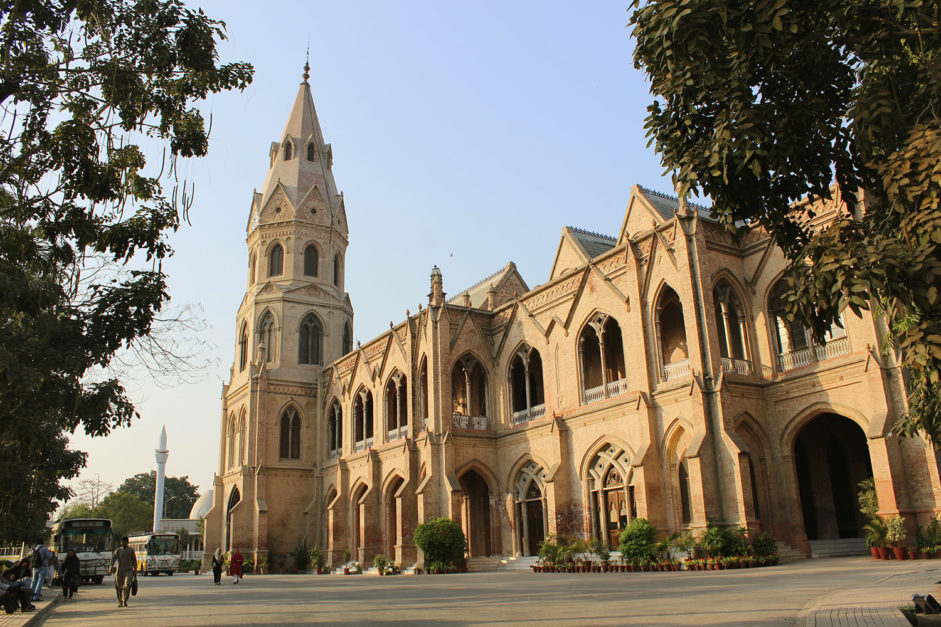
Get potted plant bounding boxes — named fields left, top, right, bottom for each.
left=342, top=549, right=352, bottom=575
left=309, top=547, right=327, bottom=574
left=886, top=516, right=907, bottom=560
left=374, top=554, right=388, bottom=575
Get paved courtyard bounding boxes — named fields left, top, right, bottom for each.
left=18, top=557, right=941, bottom=626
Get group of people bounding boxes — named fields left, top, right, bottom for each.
left=211, top=547, right=244, bottom=585
left=0, top=544, right=81, bottom=614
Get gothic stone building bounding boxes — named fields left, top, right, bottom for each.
left=203, top=76, right=941, bottom=569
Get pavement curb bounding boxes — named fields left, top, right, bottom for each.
left=23, top=595, right=60, bottom=627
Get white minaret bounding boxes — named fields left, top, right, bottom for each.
left=153, top=425, right=169, bottom=533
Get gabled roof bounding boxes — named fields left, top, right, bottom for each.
left=448, top=261, right=529, bottom=309
left=567, top=226, right=617, bottom=259
left=636, top=186, right=713, bottom=220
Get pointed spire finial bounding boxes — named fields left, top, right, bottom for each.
left=303, top=46, right=310, bottom=83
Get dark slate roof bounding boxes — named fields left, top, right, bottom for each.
left=448, top=261, right=527, bottom=308
left=567, top=226, right=617, bottom=259
left=637, top=186, right=713, bottom=220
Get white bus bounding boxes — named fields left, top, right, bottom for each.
left=128, top=532, right=180, bottom=576
left=50, top=518, right=112, bottom=584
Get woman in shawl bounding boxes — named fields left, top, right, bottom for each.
left=60, top=549, right=81, bottom=599
left=230, top=548, right=244, bottom=584
left=211, top=548, right=223, bottom=585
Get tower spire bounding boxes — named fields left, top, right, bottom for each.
left=303, top=48, right=310, bottom=83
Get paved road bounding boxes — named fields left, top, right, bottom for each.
left=31, top=557, right=941, bottom=626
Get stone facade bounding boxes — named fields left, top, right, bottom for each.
left=203, top=77, right=941, bottom=570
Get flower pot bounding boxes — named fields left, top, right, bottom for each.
left=877, top=547, right=890, bottom=560
left=870, top=547, right=880, bottom=559
left=343, top=567, right=350, bottom=575
left=908, top=551, right=917, bottom=561
left=892, top=546, right=907, bottom=560
left=919, top=552, right=929, bottom=560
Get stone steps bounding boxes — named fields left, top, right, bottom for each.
left=466, top=556, right=504, bottom=572
left=809, top=537, right=869, bottom=558
left=776, top=541, right=807, bottom=563
left=500, top=555, right=538, bottom=570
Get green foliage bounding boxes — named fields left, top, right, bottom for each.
left=698, top=522, right=749, bottom=558
left=857, top=478, right=879, bottom=521
left=0, top=0, right=252, bottom=543
left=618, top=518, right=658, bottom=565
left=309, top=547, right=326, bottom=570
left=412, top=517, right=466, bottom=566
left=538, top=534, right=561, bottom=565
left=672, top=531, right=697, bottom=558
left=751, top=532, right=778, bottom=557
left=93, top=492, right=152, bottom=539
left=631, top=0, right=941, bottom=442
left=924, top=517, right=941, bottom=549
left=589, top=537, right=611, bottom=563
left=117, top=472, right=199, bottom=519
left=373, top=554, right=388, bottom=572
left=291, top=542, right=310, bottom=571
left=342, top=549, right=351, bottom=565
left=57, top=502, right=96, bottom=521
left=886, top=516, right=907, bottom=545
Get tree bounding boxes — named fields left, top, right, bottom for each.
left=116, top=471, right=199, bottom=520
left=0, top=0, right=252, bottom=544
left=57, top=501, right=95, bottom=521
left=93, top=491, right=152, bottom=539
left=630, top=1, right=940, bottom=439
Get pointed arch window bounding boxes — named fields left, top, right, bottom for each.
left=304, top=244, right=318, bottom=277
left=656, top=287, right=690, bottom=381
left=419, top=358, right=429, bottom=429
left=386, top=373, right=408, bottom=441
left=451, top=355, right=489, bottom=429
left=248, top=252, right=256, bottom=285
left=269, top=244, right=284, bottom=277
left=279, top=408, right=300, bottom=459
left=328, top=401, right=342, bottom=458
left=578, top=313, right=628, bottom=404
left=259, top=312, right=276, bottom=363
left=587, top=444, right=634, bottom=547
left=227, top=415, right=236, bottom=468
left=238, top=323, right=248, bottom=371
left=510, top=345, right=546, bottom=424
left=714, top=281, right=751, bottom=375
left=769, top=279, right=850, bottom=371
left=679, top=460, right=692, bottom=524
left=306, top=143, right=316, bottom=162
left=237, top=413, right=246, bottom=465
left=342, top=322, right=352, bottom=355
left=298, top=314, right=323, bottom=365
left=353, top=390, right=374, bottom=451
left=283, top=141, right=292, bottom=161
left=333, top=253, right=342, bottom=287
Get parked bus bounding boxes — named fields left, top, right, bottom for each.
left=127, top=532, right=180, bottom=576
left=50, top=518, right=112, bottom=584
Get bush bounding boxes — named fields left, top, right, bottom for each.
left=589, top=537, right=610, bottom=563
left=413, top=517, right=467, bottom=566
left=751, top=532, right=777, bottom=557
left=618, top=518, right=657, bottom=565
left=292, top=542, right=311, bottom=571
left=538, top=534, right=561, bottom=565
left=698, top=522, right=749, bottom=557
left=373, top=554, right=388, bottom=572
left=886, top=516, right=907, bottom=545
left=309, top=547, right=326, bottom=571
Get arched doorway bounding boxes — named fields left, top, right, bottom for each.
left=225, top=487, right=241, bottom=551
left=459, top=470, right=492, bottom=557
left=587, top=444, right=634, bottom=547
left=793, top=413, right=872, bottom=540
left=351, top=483, right=368, bottom=560
left=385, top=476, right=405, bottom=559
left=513, top=462, right=547, bottom=555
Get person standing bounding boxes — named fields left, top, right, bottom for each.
left=29, top=544, right=54, bottom=602
left=230, top=548, right=244, bottom=584
left=60, top=550, right=81, bottom=600
left=109, top=536, right=136, bottom=607
left=211, top=548, right=223, bottom=585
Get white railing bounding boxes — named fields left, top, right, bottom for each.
left=662, top=359, right=691, bottom=381
left=582, top=384, right=605, bottom=405
left=512, top=403, right=547, bottom=426
left=365, top=437, right=374, bottom=449
left=354, top=440, right=365, bottom=452
left=720, top=357, right=752, bottom=375
left=778, top=348, right=813, bottom=371
left=328, top=449, right=338, bottom=460
left=815, top=335, right=850, bottom=361
left=182, top=549, right=204, bottom=561
left=452, top=413, right=490, bottom=430
left=387, top=426, right=407, bottom=441
left=606, top=378, right=629, bottom=397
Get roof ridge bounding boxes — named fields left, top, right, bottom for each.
left=637, top=185, right=712, bottom=214
left=450, top=262, right=514, bottom=299
left=566, top=226, right=617, bottom=241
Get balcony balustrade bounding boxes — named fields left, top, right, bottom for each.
left=720, top=357, right=752, bottom=375
left=511, top=403, right=546, bottom=426
left=452, top=413, right=490, bottom=431
left=662, top=359, right=691, bottom=381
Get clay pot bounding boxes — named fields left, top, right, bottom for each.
left=877, top=546, right=890, bottom=560
left=892, top=546, right=907, bottom=560
left=870, top=547, right=880, bottom=559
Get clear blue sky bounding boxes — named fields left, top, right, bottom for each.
left=67, top=0, right=674, bottom=502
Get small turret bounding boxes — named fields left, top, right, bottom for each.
left=429, top=265, right=445, bottom=306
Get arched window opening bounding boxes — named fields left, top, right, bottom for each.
left=306, top=143, right=316, bottom=162
left=304, top=245, right=318, bottom=277
left=451, top=355, right=489, bottom=430
left=386, top=374, right=408, bottom=441
left=342, top=323, right=353, bottom=355
left=333, top=253, right=342, bottom=287
left=714, top=282, right=751, bottom=374
left=657, top=287, right=690, bottom=381
left=269, top=244, right=284, bottom=277
left=259, top=312, right=276, bottom=363
left=587, top=444, right=633, bottom=548
left=238, top=323, right=248, bottom=372
left=354, top=390, right=373, bottom=451
left=298, top=314, right=323, bottom=365
left=248, top=252, right=256, bottom=285
left=510, top=346, right=546, bottom=425
left=770, top=280, right=850, bottom=371
left=237, top=414, right=246, bottom=465
left=328, top=401, right=342, bottom=458
left=227, top=416, right=236, bottom=468
left=419, top=358, right=429, bottom=429
left=283, top=141, right=292, bottom=161
left=679, top=461, right=692, bottom=524
left=225, top=488, right=241, bottom=552
left=279, top=407, right=300, bottom=459
left=578, top=314, right=629, bottom=404
left=513, top=462, right=547, bottom=556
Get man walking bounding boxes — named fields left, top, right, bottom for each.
left=109, top=537, right=136, bottom=607
left=29, top=544, right=54, bottom=602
